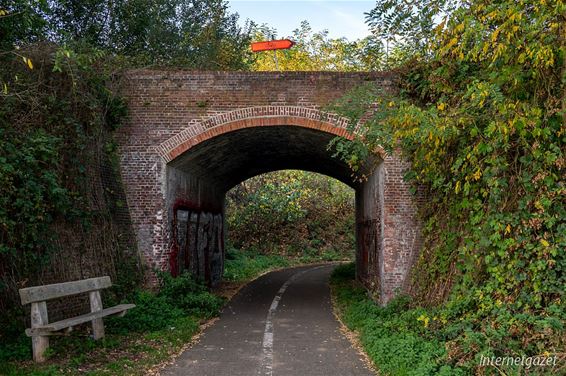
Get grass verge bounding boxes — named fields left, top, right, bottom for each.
left=330, top=263, right=460, bottom=376
left=330, top=263, right=562, bottom=376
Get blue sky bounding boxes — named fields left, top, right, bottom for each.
left=227, top=1, right=375, bottom=41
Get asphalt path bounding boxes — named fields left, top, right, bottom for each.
left=161, top=264, right=374, bottom=376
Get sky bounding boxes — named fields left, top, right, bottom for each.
left=227, top=1, right=375, bottom=41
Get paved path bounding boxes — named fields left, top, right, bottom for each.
left=161, top=264, right=374, bottom=376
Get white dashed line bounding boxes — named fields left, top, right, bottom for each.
left=257, top=266, right=325, bottom=376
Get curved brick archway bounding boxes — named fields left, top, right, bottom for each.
left=158, top=106, right=353, bottom=164
left=116, top=70, right=422, bottom=304
left=160, top=109, right=366, bottom=289
left=159, top=107, right=359, bottom=193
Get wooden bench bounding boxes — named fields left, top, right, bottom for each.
left=19, top=276, right=135, bottom=362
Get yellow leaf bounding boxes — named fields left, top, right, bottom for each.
left=27, top=58, right=33, bottom=70
left=417, top=314, right=429, bottom=327
left=455, top=181, right=461, bottom=193
left=446, top=37, right=458, bottom=49
left=540, top=239, right=549, bottom=247
left=505, top=224, right=511, bottom=234
left=473, top=169, right=482, bottom=181
left=437, top=102, right=446, bottom=111
left=518, top=52, right=526, bottom=63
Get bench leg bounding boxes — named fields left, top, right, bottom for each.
left=30, top=302, right=49, bottom=362
left=32, top=335, right=49, bottom=363
left=89, top=290, right=105, bottom=340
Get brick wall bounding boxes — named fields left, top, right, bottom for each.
left=116, top=70, right=421, bottom=303
left=5, top=140, right=142, bottom=327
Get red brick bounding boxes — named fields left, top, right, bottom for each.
left=116, top=70, right=419, bottom=304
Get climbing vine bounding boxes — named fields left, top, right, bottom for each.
left=331, top=0, right=565, bottom=367
left=0, top=45, right=134, bottom=319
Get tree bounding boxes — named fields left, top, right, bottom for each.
left=0, top=0, right=49, bottom=74
left=2, top=0, right=253, bottom=69
left=226, top=170, right=355, bottom=258
left=106, top=0, right=252, bottom=68
left=0, top=1, right=47, bottom=50
left=251, top=20, right=383, bottom=71
left=365, top=0, right=459, bottom=61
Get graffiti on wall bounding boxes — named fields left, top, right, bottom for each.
left=171, top=207, right=224, bottom=286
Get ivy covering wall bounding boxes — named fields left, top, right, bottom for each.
left=0, top=46, right=144, bottom=344
left=330, top=0, right=565, bottom=367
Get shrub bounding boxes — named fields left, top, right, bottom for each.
left=330, top=0, right=565, bottom=368
left=108, top=272, right=224, bottom=334
left=331, top=263, right=465, bottom=376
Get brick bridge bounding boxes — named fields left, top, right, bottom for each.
left=116, top=70, right=422, bottom=304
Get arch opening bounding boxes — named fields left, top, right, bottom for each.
left=224, top=170, right=356, bottom=277
left=168, top=125, right=358, bottom=191
left=165, top=122, right=384, bottom=294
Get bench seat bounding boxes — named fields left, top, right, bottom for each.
left=20, top=276, right=136, bottom=362
left=25, top=304, right=135, bottom=336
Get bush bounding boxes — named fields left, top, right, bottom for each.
left=158, top=272, right=225, bottom=318
left=108, top=272, right=224, bottom=334
left=330, top=0, right=565, bottom=368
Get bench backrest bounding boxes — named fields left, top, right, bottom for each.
left=19, top=276, right=112, bottom=305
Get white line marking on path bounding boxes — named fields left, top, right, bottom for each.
left=257, top=266, right=326, bottom=376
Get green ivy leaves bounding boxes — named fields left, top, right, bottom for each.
left=330, top=0, right=565, bottom=367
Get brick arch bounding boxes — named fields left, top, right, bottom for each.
left=157, top=106, right=353, bottom=163
left=116, top=71, right=422, bottom=304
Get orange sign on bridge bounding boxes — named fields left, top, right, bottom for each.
left=251, top=39, right=295, bottom=52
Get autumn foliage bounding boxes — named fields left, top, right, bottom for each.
left=331, top=0, right=565, bottom=370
